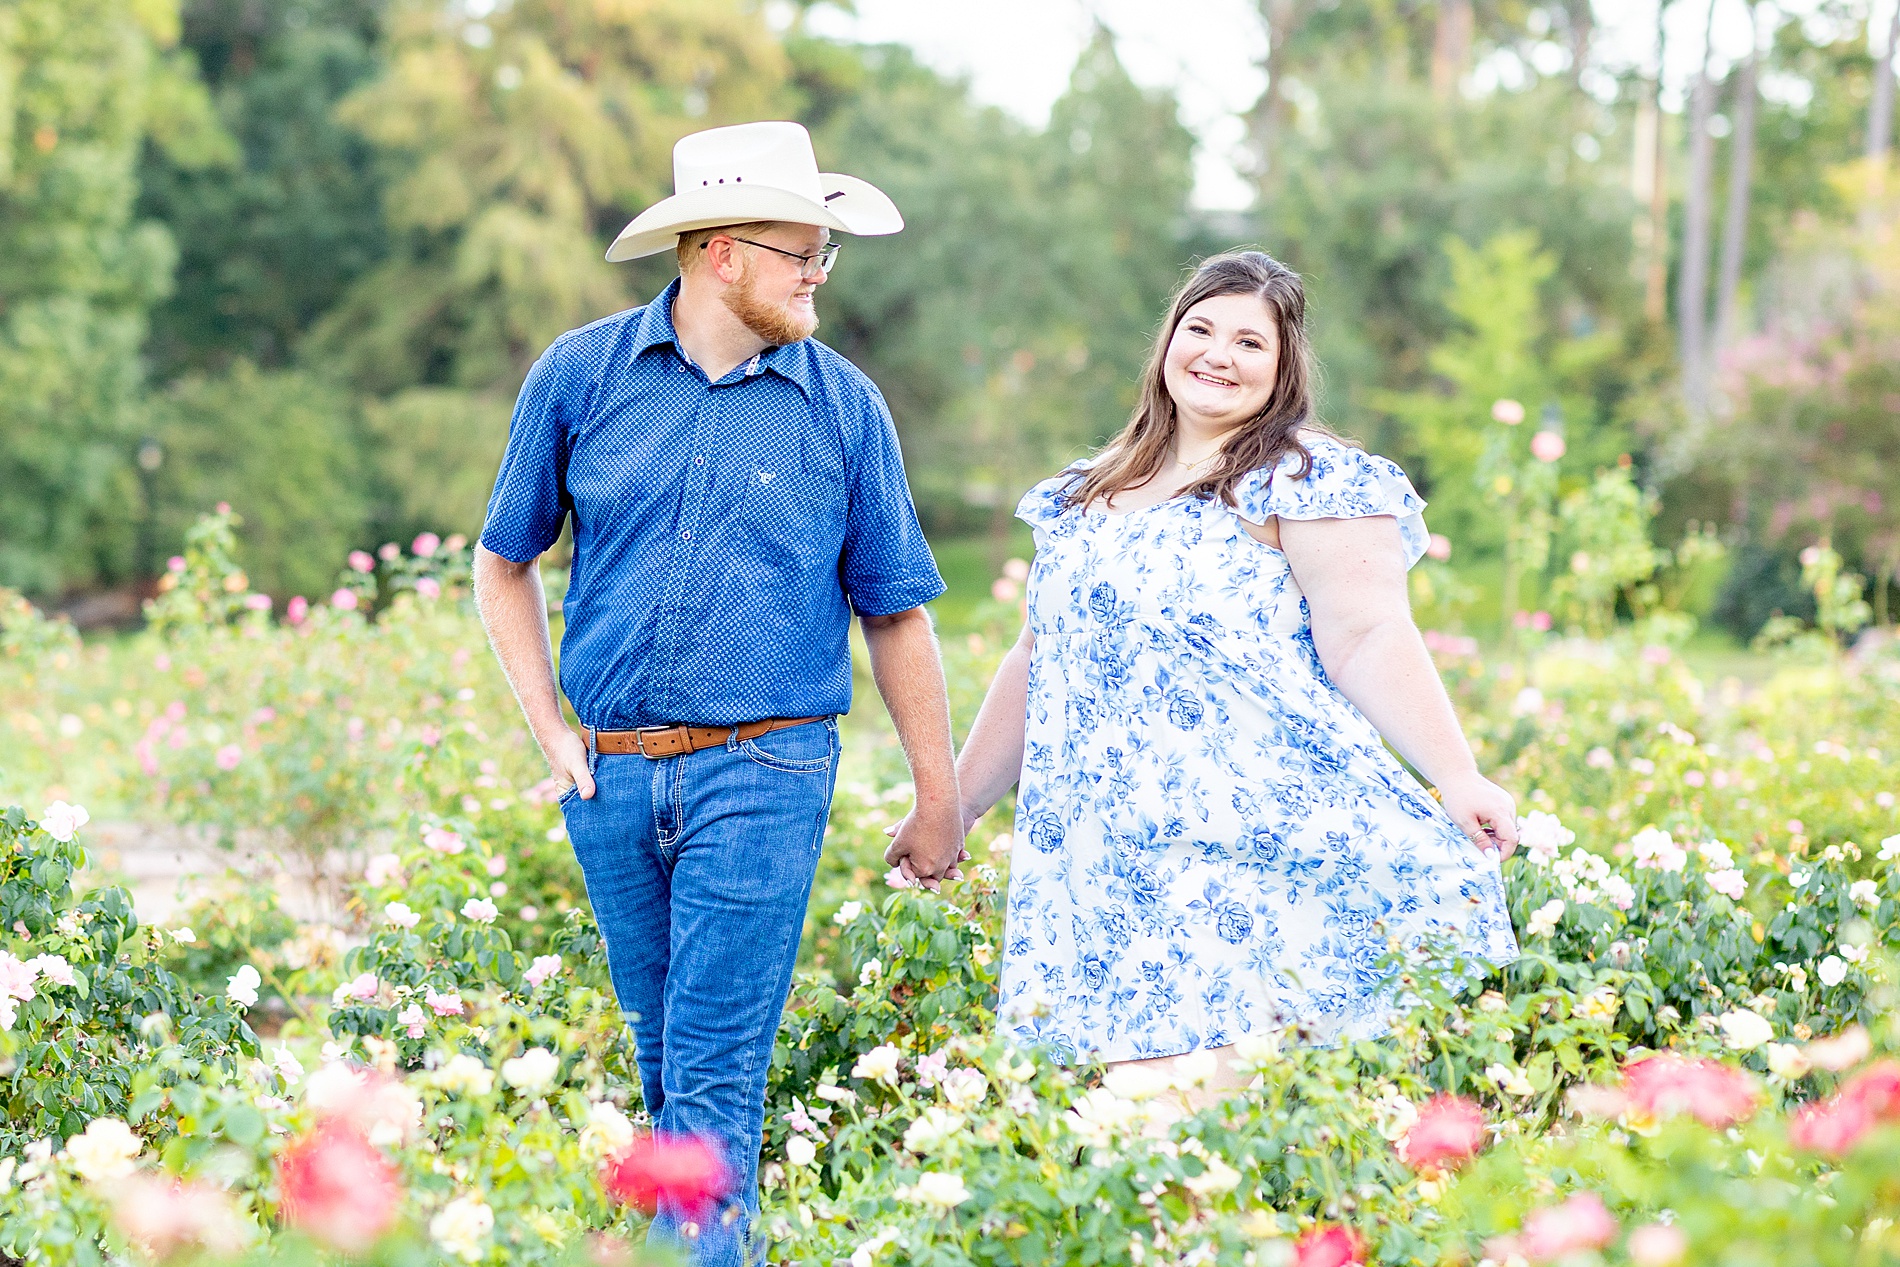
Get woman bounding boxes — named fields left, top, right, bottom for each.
left=952, top=251, right=1519, bottom=1087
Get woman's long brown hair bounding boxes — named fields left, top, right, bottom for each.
left=1067, top=250, right=1332, bottom=511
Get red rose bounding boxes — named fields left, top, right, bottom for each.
left=601, top=1133, right=733, bottom=1217
left=1396, top=1095, right=1487, bottom=1173
left=1293, top=1224, right=1368, bottom=1267
left=277, top=1123, right=402, bottom=1252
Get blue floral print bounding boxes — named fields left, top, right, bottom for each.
left=999, top=435, right=1519, bottom=1063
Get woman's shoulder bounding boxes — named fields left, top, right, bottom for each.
left=1015, top=454, right=1104, bottom=527
left=1233, top=433, right=1429, bottom=562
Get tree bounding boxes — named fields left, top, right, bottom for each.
left=0, top=0, right=229, bottom=596
left=136, top=0, right=389, bottom=378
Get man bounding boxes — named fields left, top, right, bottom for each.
left=472, top=121, right=967, bottom=1265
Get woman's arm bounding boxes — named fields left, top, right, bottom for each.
left=952, top=621, right=1036, bottom=828
left=1275, top=515, right=1519, bottom=857
left=882, top=620, right=1034, bottom=867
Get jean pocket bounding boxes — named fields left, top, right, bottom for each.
left=558, top=781, right=582, bottom=807
left=738, top=719, right=837, bottom=773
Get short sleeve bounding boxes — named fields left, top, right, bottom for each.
left=1234, top=436, right=1431, bottom=568
left=479, top=345, right=573, bottom=563
left=839, top=386, right=947, bottom=617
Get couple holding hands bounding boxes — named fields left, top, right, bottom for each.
left=473, top=121, right=1520, bottom=1266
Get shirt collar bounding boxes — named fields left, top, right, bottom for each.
left=631, top=278, right=816, bottom=400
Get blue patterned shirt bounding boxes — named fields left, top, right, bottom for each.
left=480, top=280, right=945, bottom=729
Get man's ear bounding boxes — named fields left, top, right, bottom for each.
left=702, top=235, right=745, bottom=285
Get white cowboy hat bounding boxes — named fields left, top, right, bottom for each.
left=605, top=120, right=903, bottom=262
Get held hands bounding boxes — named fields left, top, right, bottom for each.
left=1436, top=770, right=1518, bottom=860
left=544, top=725, right=597, bottom=801
left=882, top=801, right=973, bottom=892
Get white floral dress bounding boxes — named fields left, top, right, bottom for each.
left=999, top=435, right=1519, bottom=1062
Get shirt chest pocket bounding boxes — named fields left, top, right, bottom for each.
left=735, top=462, right=846, bottom=567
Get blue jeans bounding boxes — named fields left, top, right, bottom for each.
left=562, top=718, right=840, bottom=1267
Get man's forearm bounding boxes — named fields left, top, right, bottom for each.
left=861, top=608, right=958, bottom=807
left=472, top=545, right=569, bottom=754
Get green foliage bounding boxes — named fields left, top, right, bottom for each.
left=0, top=0, right=226, bottom=595
left=149, top=364, right=369, bottom=599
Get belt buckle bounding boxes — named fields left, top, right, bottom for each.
left=635, top=724, right=687, bottom=757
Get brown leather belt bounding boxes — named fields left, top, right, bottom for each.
left=587, top=717, right=825, bottom=759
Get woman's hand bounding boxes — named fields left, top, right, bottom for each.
left=883, top=805, right=977, bottom=890
left=1435, top=771, right=1518, bottom=860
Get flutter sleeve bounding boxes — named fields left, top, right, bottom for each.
left=1014, top=466, right=1086, bottom=550
left=1233, top=435, right=1431, bottom=568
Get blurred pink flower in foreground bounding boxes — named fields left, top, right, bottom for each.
left=415, top=576, right=441, bottom=600
left=1395, top=1095, right=1486, bottom=1174
left=1488, top=1192, right=1617, bottom=1263
left=412, top=532, right=440, bottom=557
left=424, top=827, right=464, bottom=855
left=286, top=595, right=309, bottom=624
left=1292, top=1223, right=1366, bottom=1266
left=111, top=1174, right=245, bottom=1260
left=215, top=745, right=243, bottom=772
left=378, top=542, right=401, bottom=562
left=348, top=550, right=375, bottom=573
left=166, top=556, right=187, bottom=573
left=330, top=589, right=358, bottom=611
left=601, top=1133, right=733, bottom=1217
left=1492, top=399, right=1525, bottom=424
left=1530, top=430, right=1566, bottom=462
left=278, top=1123, right=401, bottom=1252
left=1426, top=533, right=1452, bottom=561
left=1627, top=1223, right=1688, bottom=1266
left=1622, top=1054, right=1759, bottom=1128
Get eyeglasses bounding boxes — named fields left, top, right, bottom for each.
left=702, top=236, right=841, bottom=277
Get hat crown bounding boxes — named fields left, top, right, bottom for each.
left=672, top=121, right=824, bottom=204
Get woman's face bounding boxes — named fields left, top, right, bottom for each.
left=1162, top=293, right=1282, bottom=432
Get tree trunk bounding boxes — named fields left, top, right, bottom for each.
left=1678, top=0, right=1721, bottom=417
left=1713, top=7, right=1762, bottom=367
left=1252, top=0, right=1305, bottom=202
left=1566, top=0, right=1594, bottom=90
left=1869, top=0, right=1900, bottom=162
left=1642, top=2, right=1672, bottom=324
left=1432, top=0, right=1474, bottom=99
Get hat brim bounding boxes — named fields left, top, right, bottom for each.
left=605, top=174, right=903, bottom=262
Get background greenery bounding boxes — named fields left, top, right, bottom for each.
left=4, top=0, right=1900, bottom=643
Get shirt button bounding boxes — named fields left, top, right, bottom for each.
left=695, top=456, right=705, bottom=466
left=680, top=530, right=692, bottom=540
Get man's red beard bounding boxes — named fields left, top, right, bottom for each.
left=721, top=256, right=819, bottom=346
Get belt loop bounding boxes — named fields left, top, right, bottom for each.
left=586, top=724, right=599, bottom=775
left=725, top=724, right=741, bottom=753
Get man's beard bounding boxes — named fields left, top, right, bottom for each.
left=722, top=257, right=818, bottom=347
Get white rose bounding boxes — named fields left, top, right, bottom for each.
left=64, top=1118, right=141, bottom=1183
left=1765, top=1042, right=1812, bottom=1080
left=1526, top=899, right=1565, bottom=938
left=460, top=897, right=499, bottom=923
left=580, top=1100, right=635, bottom=1160
left=832, top=901, right=864, bottom=926
left=225, top=964, right=261, bottom=1009
left=1182, top=1154, right=1242, bottom=1196
left=859, top=958, right=883, bottom=986
left=850, top=1044, right=902, bottom=1086
left=902, top=1107, right=966, bottom=1155
left=384, top=902, right=421, bottom=929
left=1850, top=880, right=1880, bottom=911
left=898, top=1171, right=971, bottom=1211
left=38, top=801, right=90, bottom=843
left=1719, top=1008, right=1775, bottom=1051
left=1517, top=811, right=1575, bottom=866
left=1485, top=1063, right=1535, bottom=1097
left=1101, top=1063, right=1174, bottom=1102
left=429, top=1195, right=494, bottom=1262
left=500, top=1046, right=560, bottom=1097
left=785, top=1135, right=817, bottom=1167
left=941, top=1068, right=990, bottom=1111
left=431, top=1053, right=496, bottom=1097
left=1817, top=955, right=1848, bottom=988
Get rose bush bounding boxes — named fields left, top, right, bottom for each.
left=5, top=527, right=1900, bottom=1263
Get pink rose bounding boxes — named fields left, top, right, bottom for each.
left=378, top=542, right=400, bottom=562
left=215, top=744, right=243, bottom=772
left=166, top=556, right=188, bottom=573
left=1395, top=1095, right=1486, bottom=1173
left=243, top=593, right=272, bottom=611
left=425, top=987, right=464, bottom=1017
left=286, top=595, right=309, bottom=625
left=1627, top=1224, right=1688, bottom=1266
left=424, top=827, right=464, bottom=855
left=525, top=954, right=564, bottom=987
left=1491, top=399, right=1525, bottom=425
left=1426, top=533, right=1452, bottom=561
left=1530, top=430, right=1566, bottom=462
left=348, top=550, right=375, bottom=573
left=331, top=589, right=358, bottom=611
left=412, top=532, right=440, bottom=558
left=415, top=576, right=441, bottom=600
left=397, top=1004, right=426, bottom=1039
left=1622, top=1055, right=1758, bottom=1128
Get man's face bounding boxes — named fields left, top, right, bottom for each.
left=720, top=222, right=830, bottom=347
